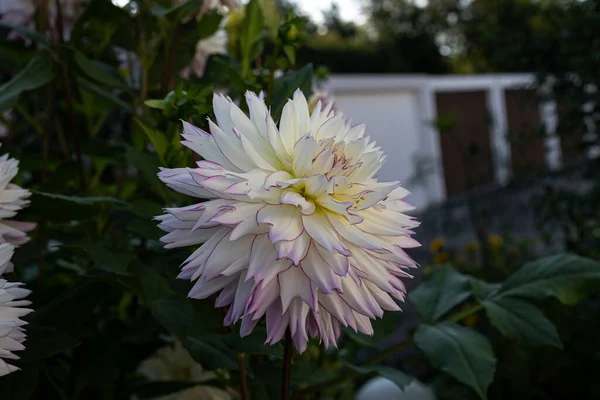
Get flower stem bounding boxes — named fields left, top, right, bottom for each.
left=446, top=304, right=483, bottom=323
left=236, top=352, right=251, bottom=400
left=282, top=329, right=293, bottom=400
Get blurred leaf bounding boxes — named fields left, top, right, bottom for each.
left=78, top=77, right=133, bottom=112
left=203, top=55, right=247, bottom=94
left=410, top=265, right=473, bottom=323
left=29, top=192, right=125, bottom=222
left=348, top=364, right=413, bottom=390
left=482, top=297, right=562, bottom=348
left=240, top=0, right=264, bottom=76
left=74, top=51, right=130, bottom=92
left=151, top=293, right=194, bottom=335
left=415, top=323, right=496, bottom=399
left=224, top=327, right=283, bottom=358
left=134, top=118, right=168, bottom=164
left=470, top=278, right=501, bottom=301
left=145, top=99, right=166, bottom=110
left=184, top=335, right=239, bottom=370
left=124, top=145, right=168, bottom=200
left=130, top=381, right=220, bottom=399
left=283, top=44, right=296, bottom=65
left=22, top=327, right=81, bottom=362
left=497, top=253, right=600, bottom=304
left=197, top=11, right=223, bottom=40
left=152, top=0, right=202, bottom=22
left=64, top=242, right=136, bottom=276
left=0, top=22, right=50, bottom=45
left=0, top=52, right=54, bottom=112
left=270, top=64, right=313, bottom=120
left=343, top=327, right=378, bottom=348
left=0, top=363, right=40, bottom=400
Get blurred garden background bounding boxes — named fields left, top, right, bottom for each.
left=1, top=0, right=600, bottom=399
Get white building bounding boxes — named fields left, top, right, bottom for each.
left=325, top=74, right=568, bottom=210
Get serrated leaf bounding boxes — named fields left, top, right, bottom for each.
left=0, top=53, right=54, bottom=112
left=482, top=297, right=562, bottom=348
left=410, top=265, right=473, bottom=323
left=415, top=323, right=496, bottom=399
left=348, top=364, right=413, bottom=390
left=497, top=253, right=600, bottom=304
left=270, top=64, right=313, bottom=120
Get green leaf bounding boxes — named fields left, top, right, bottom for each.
left=134, top=118, right=169, bottom=164
left=497, top=253, right=600, bottom=304
left=184, top=335, right=239, bottom=370
left=21, top=327, right=81, bottom=362
left=77, top=77, right=133, bottom=112
left=343, top=327, right=378, bottom=348
left=151, top=293, right=194, bottom=335
left=410, top=265, right=473, bottom=323
left=0, top=363, right=40, bottom=400
left=152, top=0, right=202, bottom=22
left=414, top=323, right=496, bottom=399
left=64, top=242, right=136, bottom=276
left=348, top=364, right=413, bottom=390
left=0, top=53, right=54, bottom=112
left=482, top=297, right=562, bottom=348
left=240, top=0, right=264, bottom=76
left=145, top=99, right=166, bottom=110
left=270, top=64, right=313, bottom=120
left=124, top=145, right=168, bottom=201
left=283, top=44, right=296, bottom=65
left=29, top=192, right=125, bottom=222
left=74, top=51, right=130, bottom=92
left=0, top=22, right=50, bottom=45
left=197, top=11, right=223, bottom=41
left=131, top=381, right=222, bottom=399
left=223, top=327, right=284, bottom=358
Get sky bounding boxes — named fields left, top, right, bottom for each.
left=292, top=0, right=366, bottom=24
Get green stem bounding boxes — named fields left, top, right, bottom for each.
left=446, top=304, right=483, bottom=323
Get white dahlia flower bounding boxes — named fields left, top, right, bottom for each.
left=0, top=247, right=32, bottom=376
left=0, top=151, right=35, bottom=246
left=156, top=90, right=420, bottom=352
left=182, top=28, right=228, bottom=79
left=138, top=340, right=234, bottom=400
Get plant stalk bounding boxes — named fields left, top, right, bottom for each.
left=236, top=352, right=251, bottom=400
left=282, top=329, right=293, bottom=400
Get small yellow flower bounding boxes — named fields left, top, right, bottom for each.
left=464, top=314, right=478, bottom=327
left=429, top=237, right=445, bottom=254
left=488, top=234, right=503, bottom=248
left=465, top=241, right=479, bottom=253
left=433, top=252, right=451, bottom=265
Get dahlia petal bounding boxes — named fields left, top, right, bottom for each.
left=280, top=100, right=299, bottom=155
left=302, top=210, right=350, bottom=255
left=278, top=266, right=317, bottom=312
left=274, top=231, right=310, bottom=265
left=257, top=205, right=303, bottom=242
left=208, top=119, right=255, bottom=171
left=181, top=121, right=239, bottom=171
left=300, top=246, right=342, bottom=294
left=292, top=134, right=318, bottom=177
left=248, top=235, right=292, bottom=285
